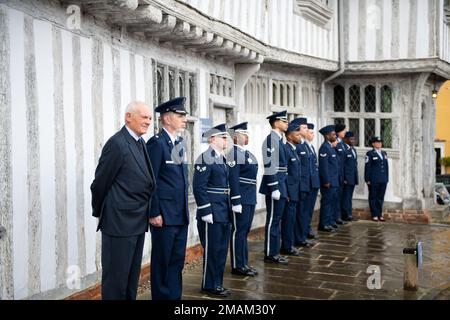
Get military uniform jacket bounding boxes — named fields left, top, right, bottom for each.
left=296, top=142, right=312, bottom=192
left=343, top=143, right=359, bottom=186
left=193, top=147, right=231, bottom=222
left=318, top=141, right=340, bottom=187
left=228, top=145, right=259, bottom=206
left=146, top=129, right=189, bottom=226
left=286, top=142, right=301, bottom=202
left=259, top=130, right=288, bottom=198
left=336, top=140, right=346, bottom=184
left=307, top=143, right=321, bottom=189
left=364, top=149, right=389, bottom=184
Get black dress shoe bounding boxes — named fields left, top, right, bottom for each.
left=307, top=233, right=318, bottom=240
left=232, top=267, right=256, bottom=277
left=318, top=226, right=335, bottom=232
left=335, top=219, right=347, bottom=225
left=245, top=265, right=258, bottom=275
left=264, top=255, right=289, bottom=264
left=331, top=224, right=338, bottom=229
left=217, top=286, right=231, bottom=296
left=202, top=287, right=231, bottom=297
left=280, top=248, right=302, bottom=256
left=297, top=241, right=313, bottom=248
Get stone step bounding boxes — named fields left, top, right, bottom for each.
left=428, top=204, right=450, bottom=225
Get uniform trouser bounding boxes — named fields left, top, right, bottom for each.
left=150, top=224, right=188, bottom=300
left=307, top=188, right=319, bottom=235
left=197, top=220, right=231, bottom=290
left=368, top=183, right=387, bottom=218
left=101, top=232, right=145, bottom=300
left=319, top=187, right=339, bottom=229
left=230, top=204, right=256, bottom=269
left=264, top=195, right=286, bottom=257
left=294, top=192, right=310, bottom=245
left=341, top=184, right=356, bottom=220
left=334, top=185, right=343, bottom=221
left=281, top=199, right=298, bottom=250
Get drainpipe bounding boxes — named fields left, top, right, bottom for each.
left=319, top=0, right=345, bottom=129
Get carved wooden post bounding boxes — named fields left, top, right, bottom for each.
left=403, top=233, right=419, bottom=291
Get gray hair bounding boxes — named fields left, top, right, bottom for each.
left=125, top=101, right=148, bottom=114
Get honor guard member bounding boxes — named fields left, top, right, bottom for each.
left=227, top=122, right=259, bottom=276
left=146, top=97, right=189, bottom=300
left=304, top=123, right=321, bottom=239
left=364, top=136, right=389, bottom=222
left=318, top=125, right=340, bottom=232
left=293, top=118, right=315, bottom=247
left=334, top=123, right=348, bottom=226
left=259, top=111, right=289, bottom=264
left=193, top=123, right=232, bottom=297
left=281, top=120, right=303, bottom=256
left=341, top=131, right=359, bottom=222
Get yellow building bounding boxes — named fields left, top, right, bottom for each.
left=436, top=81, right=450, bottom=174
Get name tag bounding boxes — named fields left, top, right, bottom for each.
left=291, top=158, right=297, bottom=161
left=338, top=149, right=343, bottom=151
left=347, top=155, right=352, bottom=158
left=300, top=152, right=306, bottom=155
left=165, top=160, right=175, bottom=164
left=332, top=155, right=336, bottom=158
left=373, top=157, right=378, bottom=160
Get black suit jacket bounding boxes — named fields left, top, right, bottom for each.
left=90, top=126, right=156, bottom=236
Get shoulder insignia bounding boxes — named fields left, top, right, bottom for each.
left=320, top=153, right=327, bottom=157
left=228, top=160, right=236, bottom=167
left=248, top=158, right=253, bottom=163
left=267, top=147, right=275, bottom=154
left=365, top=156, right=369, bottom=163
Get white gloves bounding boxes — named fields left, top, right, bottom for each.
left=201, top=214, right=214, bottom=224
left=271, top=190, right=281, bottom=200
left=232, top=205, right=242, bottom=213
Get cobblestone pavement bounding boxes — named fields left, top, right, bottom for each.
left=138, top=221, right=450, bottom=300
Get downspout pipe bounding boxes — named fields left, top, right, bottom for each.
left=319, top=0, right=345, bottom=129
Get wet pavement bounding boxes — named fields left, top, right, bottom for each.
left=138, top=221, right=450, bottom=300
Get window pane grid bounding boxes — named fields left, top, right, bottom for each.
left=381, top=85, right=392, bottom=113
left=349, top=118, right=360, bottom=146
left=349, top=85, right=360, bottom=112
left=364, top=85, right=376, bottom=112
left=380, top=119, right=393, bottom=148
left=364, top=118, right=375, bottom=147
left=333, top=85, right=345, bottom=112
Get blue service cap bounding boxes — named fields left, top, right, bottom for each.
left=307, top=123, right=315, bottom=130
left=335, top=123, right=346, bottom=133
left=266, top=110, right=288, bottom=122
left=202, top=123, right=229, bottom=139
left=345, top=131, right=354, bottom=138
left=229, top=122, right=248, bottom=134
left=286, top=121, right=301, bottom=134
left=155, top=97, right=187, bottom=114
left=292, top=117, right=308, bottom=126
left=369, top=136, right=383, bottom=144
left=319, top=125, right=335, bottom=136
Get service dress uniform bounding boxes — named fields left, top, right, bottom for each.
left=318, top=125, right=340, bottom=232
left=227, top=122, right=259, bottom=276
left=305, top=123, right=321, bottom=238
left=193, top=124, right=232, bottom=296
left=259, top=111, right=289, bottom=263
left=146, top=97, right=189, bottom=300
left=341, top=131, right=359, bottom=221
left=364, top=136, right=389, bottom=219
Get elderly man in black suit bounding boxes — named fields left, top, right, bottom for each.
left=91, top=101, right=156, bottom=300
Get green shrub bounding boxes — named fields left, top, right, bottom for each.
left=439, top=157, right=450, bottom=167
